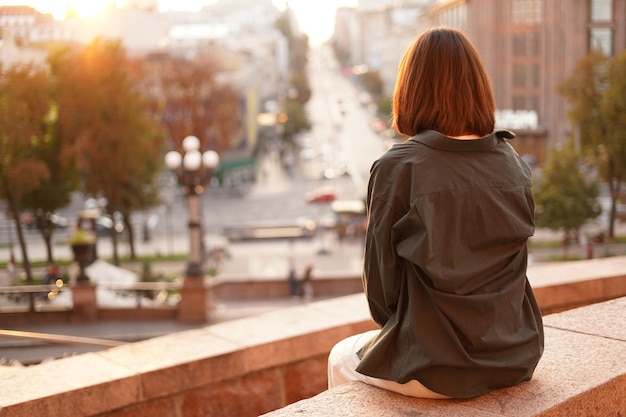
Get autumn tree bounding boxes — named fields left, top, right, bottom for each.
left=137, top=51, right=242, bottom=154
left=533, top=141, right=601, bottom=258
left=0, top=62, right=53, bottom=285
left=276, top=13, right=311, bottom=141
left=117, top=137, right=164, bottom=259
left=20, top=102, right=78, bottom=263
left=558, top=49, right=626, bottom=238
left=19, top=51, right=83, bottom=263
left=51, top=38, right=164, bottom=265
left=600, top=50, right=626, bottom=230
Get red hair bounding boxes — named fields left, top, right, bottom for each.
left=392, top=27, right=496, bottom=137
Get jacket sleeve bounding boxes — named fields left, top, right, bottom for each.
left=362, top=160, right=405, bottom=327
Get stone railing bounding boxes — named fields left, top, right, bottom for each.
left=0, top=294, right=375, bottom=416
left=0, top=257, right=625, bottom=416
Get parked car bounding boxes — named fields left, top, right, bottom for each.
left=305, top=186, right=337, bottom=203
left=22, top=212, right=69, bottom=229
left=96, top=214, right=124, bottom=236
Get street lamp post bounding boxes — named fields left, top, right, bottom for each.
left=165, top=135, right=219, bottom=322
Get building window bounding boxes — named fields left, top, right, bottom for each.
left=512, top=0, right=542, bottom=24
left=512, top=31, right=540, bottom=57
left=590, top=27, right=613, bottom=55
left=438, top=3, right=467, bottom=29
left=590, top=0, right=613, bottom=22
left=512, top=95, right=539, bottom=112
left=513, top=63, right=540, bottom=88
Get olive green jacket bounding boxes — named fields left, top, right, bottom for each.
left=357, top=129, right=544, bottom=399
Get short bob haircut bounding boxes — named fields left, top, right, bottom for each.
left=392, top=27, right=496, bottom=138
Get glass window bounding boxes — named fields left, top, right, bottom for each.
left=512, top=0, right=542, bottom=24
left=591, top=0, right=613, bottom=22
left=513, top=34, right=526, bottom=57
left=512, top=64, right=539, bottom=88
left=512, top=31, right=541, bottom=57
left=512, top=95, right=539, bottom=112
left=438, top=3, right=467, bottom=28
left=590, top=28, right=613, bottom=55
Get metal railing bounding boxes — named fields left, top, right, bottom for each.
left=0, top=281, right=180, bottom=310
left=0, top=329, right=123, bottom=348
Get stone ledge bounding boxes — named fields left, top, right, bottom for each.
left=261, top=297, right=626, bottom=417
left=0, top=294, right=375, bottom=417
left=1, top=258, right=625, bottom=416
left=528, top=256, right=626, bottom=314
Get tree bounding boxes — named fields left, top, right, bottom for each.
left=52, top=38, right=164, bottom=265
left=117, top=134, right=164, bottom=259
left=533, top=142, right=601, bottom=257
left=0, top=62, right=52, bottom=284
left=359, top=70, right=384, bottom=99
left=137, top=52, right=242, bottom=154
left=558, top=49, right=626, bottom=238
left=20, top=103, right=77, bottom=264
left=599, top=50, right=626, bottom=232
left=276, top=13, right=311, bottom=142
left=20, top=79, right=81, bottom=263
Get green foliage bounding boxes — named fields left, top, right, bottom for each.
left=359, top=70, right=384, bottom=98
left=274, top=9, right=311, bottom=142
left=49, top=38, right=166, bottom=265
left=533, top=142, right=601, bottom=234
left=0, top=63, right=52, bottom=203
left=376, top=97, right=392, bottom=119
left=20, top=99, right=78, bottom=263
left=282, top=98, right=310, bottom=139
left=67, top=229, right=96, bottom=245
left=557, top=50, right=609, bottom=149
left=0, top=62, right=55, bottom=281
left=558, top=49, right=626, bottom=238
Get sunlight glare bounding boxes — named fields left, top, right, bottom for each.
left=67, top=0, right=127, bottom=19
left=11, top=0, right=126, bottom=20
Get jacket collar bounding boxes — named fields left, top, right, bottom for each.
left=409, top=129, right=515, bottom=152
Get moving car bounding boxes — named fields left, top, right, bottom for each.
left=22, top=212, right=69, bottom=229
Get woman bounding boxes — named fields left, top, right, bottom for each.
left=327, top=27, right=544, bottom=399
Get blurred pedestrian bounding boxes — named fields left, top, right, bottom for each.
left=287, top=257, right=300, bottom=298
left=300, top=263, right=314, bottom=302
left=5, top=253, right=17, bottom=284
left=42, top=264, right=60, bottom=285
left=328, top=27, right=544, bottom=399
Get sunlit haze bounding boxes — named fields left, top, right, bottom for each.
left=0, top=0, right=125, bottom=19
left=0, top=0, right=358, bottom=44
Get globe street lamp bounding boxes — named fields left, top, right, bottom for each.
left=164, top=135, right=219, bottom=322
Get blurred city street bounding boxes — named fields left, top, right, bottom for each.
left=1, top=44, right=626, bottom=366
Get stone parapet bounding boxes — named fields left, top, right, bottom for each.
left=263, top=297, right=626, bottom=417
left=528, top=256, right=626, bottom=314
left=1, top=257, right=625, bottom=416
left=0, top=295, right=376, bottom=416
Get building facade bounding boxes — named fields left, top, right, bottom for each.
left=334, top=1, right=435, bottom=98
left=335, top=0, right=626, bottom=163
left=430, top=0, right=626, bottom=162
